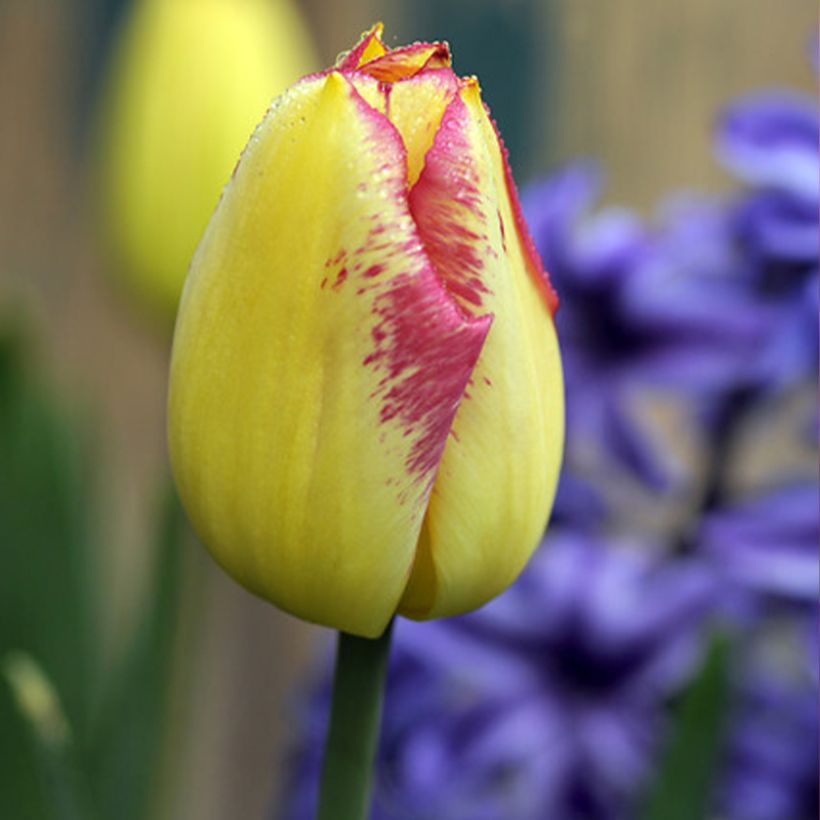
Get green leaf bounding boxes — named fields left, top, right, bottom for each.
left=0, top=322, right=99, bottom=817
left=87, top=480, right=186, bottom=820
left=639, top=632, right=731, bottom=820
left=2, top=651, right=93, bottom=820
left=0, top=318, right=187, bottom=820
left=0, top=669, right=50, bottom=819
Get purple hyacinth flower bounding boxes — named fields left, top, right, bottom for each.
left=716, top=90, right=819, bottom=389
left=717, top=612, right=819, bottom=820
left=521, top=165, right=681, bottom=509
left=522, top=167, right=777, bottom=399
left=522, top=166, right=776, bottom=523
left=733, top=189, right=818, bottom=264
left=720, top=668, right=819, bottom=820
left=281, top=533, right=716, bottom=820
left=520, top=85, right=819, bottom=529
left=716, top=91, right=819, bottom=205
left=617, top=195, right=777, bottom=393
left=700, top=482, right=820, bottom=606
left=699, top=479, right=819, bottom=820
left=549, top=471, right=611, bottom=531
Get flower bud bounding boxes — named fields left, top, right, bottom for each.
left=168, top=25, right=564, bottom=637
left=96, top=0, right=317, bottom=322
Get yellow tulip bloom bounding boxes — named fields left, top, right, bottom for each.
left=168, top=25, right=565, bottom=637
left=97, top=0, right=317, bottom=321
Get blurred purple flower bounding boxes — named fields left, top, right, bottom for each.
left=716, top=91, right=819, bottom=207
left=520, top=169, right=719, bottom=509
left=700, top=482, right=819, bottom=606
left=692, top=91, right=820, bottom=812
left=282, top=534, right=716, bottom=820
left=522, top=171, right=770, bottom=400
left=700, top=480, right=819, bottom=820
left=717, top=91, right=819, bottom=389
left=522, top=86, right=818, bottom=523
left=718, top=627, right=819, bottom=820
left=524, top=175, right=757, bottom=501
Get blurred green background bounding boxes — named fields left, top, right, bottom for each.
left=0, top=1, right=815, bottom=818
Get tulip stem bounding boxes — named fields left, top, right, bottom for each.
left=316, top=620, right=394, bottom=820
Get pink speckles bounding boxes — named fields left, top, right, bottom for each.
left=321, top=250, right=350, bottom=292
left=345, top=226, right=410, bottom=283
left=482, top=375, right=493, bottom=387
left=325, top=249, right=347, bottom=268
left=363, top=263, right=386, bottom=279
left=332, top=267, right=348, bottom=289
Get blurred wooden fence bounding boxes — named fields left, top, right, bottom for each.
left=0, top=1, right=815, bottom=819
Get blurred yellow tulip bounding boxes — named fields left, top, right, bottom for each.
left=96, top=0, right=318, bottom=323
left=168, top=25, right=564, bottom=637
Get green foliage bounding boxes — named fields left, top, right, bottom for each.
left=0, top=323, right=185, bottom=820
left=86, top=482, right=185, bottom=820
left=0, top=325, right=96, bottom=818
left=0, top=326, right=96, bottom=725
left=639, top=633, right=731, bottom=820
left=2, top=651, right=93, bottom=820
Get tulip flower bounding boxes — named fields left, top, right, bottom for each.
left=96, top=0, right=317, bottom=321
left=168, top=24, right=564, bottom=639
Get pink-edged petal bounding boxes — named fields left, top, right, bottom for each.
left=484, top=103, right=559, bottom=314
left=407, top=88, right=493, bottom=314
left=385, top=68, right=460, bottom=187
left=335, top=23, right=387, bottom=71
left=399, top=81, right=563, bottom=619
left=357, top=41, right=451, bottom=82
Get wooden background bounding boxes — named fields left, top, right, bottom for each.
left=0, top=1, right=816, bottom=818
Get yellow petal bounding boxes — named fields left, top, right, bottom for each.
left=336, top=23, right=387, bottom=71
left=96, top=0, right=317, bottom=322
left=357, top=42, right=451, bottom=82
left=399, top=81, right=564, bottom=620
left=169, top=73, right=489, bottom=636
left=386, top=68, right=459, bottom=187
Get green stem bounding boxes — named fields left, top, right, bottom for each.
left=316, top=620, right=394, bottom=820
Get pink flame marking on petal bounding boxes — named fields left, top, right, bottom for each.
left=408, top=92, right=494, bottom=316
left=483, top=103, right=559, bottom=316
left=365, top=275, right=492, bottom=483
left=338, top=74, right=492, bottom=489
